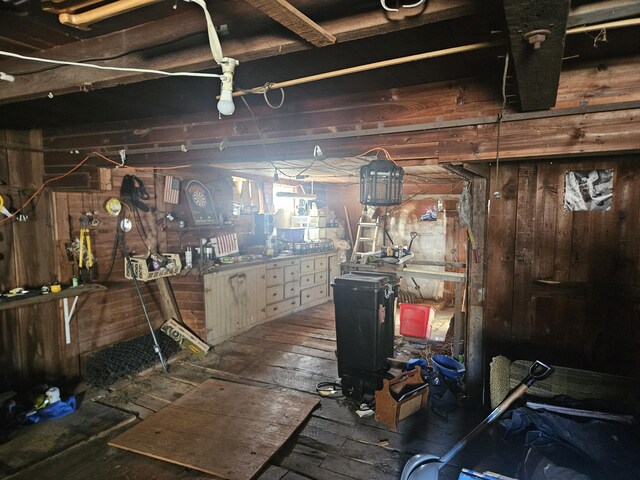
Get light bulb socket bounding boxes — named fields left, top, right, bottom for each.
left=217, top=57, right=238, bottom=116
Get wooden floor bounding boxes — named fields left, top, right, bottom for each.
left=2, top=301, right=500, bottom=480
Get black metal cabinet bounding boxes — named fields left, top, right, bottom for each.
left=332, top=271, right=399, bottom=400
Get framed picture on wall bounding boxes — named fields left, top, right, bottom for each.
left=563, top=169, right=613, bottom=212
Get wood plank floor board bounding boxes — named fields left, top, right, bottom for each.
left=274, top=316, right=336, bottom=332
left=230, top=336, right=337, bottom=361
left=272, top=444, right=357, bottom=480
left=2, top=300, right=490, bottom=480
left=266, top=322, right=337, bottom=341
left=0, top=400, right=135, bottom=476
left=212, top=341, right=337, bottom=378
left=5, top=423, right=199, bottom=480
left=242, top=329, right=336, bottom=352
left=256, top=465, right=308, bottom=480
left=109, top=379, right=320, bottom=480
left=319, top=452, right=398, bottom=480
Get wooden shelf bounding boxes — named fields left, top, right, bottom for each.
left=0, top=283, right=107, bottom=312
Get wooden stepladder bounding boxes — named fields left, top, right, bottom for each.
left=350, top=207, right=381, bottom=262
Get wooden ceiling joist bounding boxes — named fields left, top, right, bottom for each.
left=245, top=0, right=336, bottom=47
left=0, top=0, right=481, bottom=104
left=567, top=0, right=640, bottom=28
left=503, top=0, right=571, bottom=111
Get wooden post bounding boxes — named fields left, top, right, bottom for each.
left=155, top=277, right=183, bottom=324
left=466, top=175, right=488, bottom=405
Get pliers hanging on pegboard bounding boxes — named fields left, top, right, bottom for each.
left=78, top=214, right=93, bottom=270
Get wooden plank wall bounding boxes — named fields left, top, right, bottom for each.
left=41, top=54, right=640, bottom=168
left=51, top=167, right=165, bottom=355
left=0, top=130, right=79, bottom=390
left=484, top=155, right=640, bottom=376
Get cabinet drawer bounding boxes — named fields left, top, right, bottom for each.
left=284, top=281, right=300, bottom=299
left=300, top=258, right=315, bottom=273
left=266, top=285, right=284, bottom=304
left=265, top=258, right=299, bottom=270
left=266, top=267, right=283, bottom=287
left=314, top=256, right=327, bottom=270
left=300, top=273, right=315, bottom=287
left=266, top=297, right=300, bottom=318
left=300, top=284, right=327, bottom=305
left=284, top=264, right=299, bottom=282
left=314, top=271, right=326, bottom=284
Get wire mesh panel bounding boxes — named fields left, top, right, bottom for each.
left=359, top=159, right=404, bottom=206
left=82, top=329, right=180, bottom=387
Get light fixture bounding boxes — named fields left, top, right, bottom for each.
left=275, top=192, right=318, bottom=200
left=273, top=169, right=279, bottom=182
left=359, top=158, right=404, bottom=206
left=217, top=57, right=239, bottom=116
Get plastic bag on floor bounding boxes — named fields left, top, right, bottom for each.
left=24, top=396, right=76, bottom=424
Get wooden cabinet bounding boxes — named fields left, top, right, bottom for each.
left=204, top=264, right=266, bottom=345
left=203, top=252, right=337, bottom=341
left=266, top=258, right=301, bottom=319
left=299, top=254, right=331, bottom=309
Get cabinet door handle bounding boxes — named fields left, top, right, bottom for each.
left=272, top=292, right=278, bottom=297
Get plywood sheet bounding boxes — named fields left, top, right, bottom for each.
left=109, top=378, right=319, bottom=479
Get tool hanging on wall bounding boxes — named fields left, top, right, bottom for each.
left=77, top=214, right=98, bottom=281
left=78, top=215, right=92, bottom=269
left=0, top=194, right=12, bottom=218
left=120, top=175, right=150, bottom=238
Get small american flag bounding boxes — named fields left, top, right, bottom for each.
left=164, top=175, right=180, bottom=204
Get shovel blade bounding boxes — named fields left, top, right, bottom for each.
left=401, top=454, right=443, bottom=480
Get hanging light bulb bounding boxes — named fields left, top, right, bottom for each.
left=217, top=57, right=239, bottom=116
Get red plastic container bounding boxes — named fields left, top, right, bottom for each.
left=399, top=303, right=434, bottom=339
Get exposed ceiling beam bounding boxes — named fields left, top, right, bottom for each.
left=567, top=0, right=640, bottom=28
left=244, top=0, right=336, bottom=47
left=503, top=0, right=571, bottom=111
left=0, top=0, right=481, bottom=104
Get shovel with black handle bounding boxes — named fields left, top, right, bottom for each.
left=401, top=360, right=554, bottom=480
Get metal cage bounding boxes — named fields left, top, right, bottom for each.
left=359, top=159, right=404, bottom=206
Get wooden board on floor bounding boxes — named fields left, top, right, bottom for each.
left=109, top=378, right=320, bottom=480
left=0, top=400, right=135, bottom=475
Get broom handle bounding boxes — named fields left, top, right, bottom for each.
left=439, top=382, right=528, bottom=466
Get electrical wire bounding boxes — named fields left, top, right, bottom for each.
left=91, top=151, right=193, bottom=170
left=9, top=31, right=210, bottom=77
left=494, top=52, right=509, bottom=198
left=0, top=50, right=225, bottom=79
left=239, top=95, right=310, bottom=179
left=0, top=154, right=91, bottom=225
left=316, top=381, right=343, bottom=398
left=0, top=151, right=193, bottom=226
left=236, top=83, right=286, bottom=109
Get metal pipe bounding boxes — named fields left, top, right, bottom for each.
left=59, top=0, right=163, bottom=29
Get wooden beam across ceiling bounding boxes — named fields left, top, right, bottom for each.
left=567, top=0, right=640, bottom=28
left=503, top=0, right=571, bottom=111
left=245, top=0, right=336, bottom=47
left=0, top=0, right=481, bottom=104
